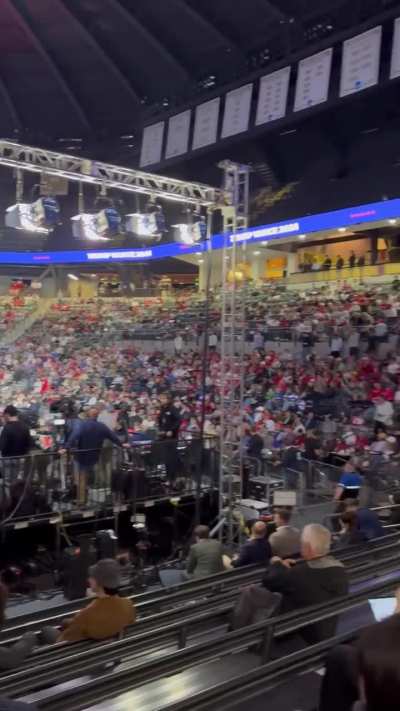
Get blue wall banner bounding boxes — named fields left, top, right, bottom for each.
left=0, top=197, right=399, bottom=265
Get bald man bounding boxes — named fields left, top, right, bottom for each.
left=231, top=521, right=272, bottom=568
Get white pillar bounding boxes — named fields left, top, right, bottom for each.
left=287, top=252, right=297, bottom=275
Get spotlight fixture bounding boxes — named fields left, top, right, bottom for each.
left=6, top=196, right=60, bottom=234
left=67, top=273, right=79, bottom=281
left=172, top=208, right=207, bottom=245
left=298, top=234, right=306, bottom=240
left=388, top=219, right=397, bottom=225
left=125, top=200, right=166, bottom=242
left=338, top=227, right=346, bottom=233
left=71, top=208, right=120, bottom=241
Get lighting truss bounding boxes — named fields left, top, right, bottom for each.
left=0, top=141, right=221, bottom=207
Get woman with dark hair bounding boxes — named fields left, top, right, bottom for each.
left=355, top=613, right=400, bottom=710
left=319, top=592, right=400, bottom=711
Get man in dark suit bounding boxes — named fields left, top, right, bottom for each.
left=158, top=392, right=181, bottom=484
left=186, top=525, right=224, bottom=578
left=231, top=521, right=272, bottom=568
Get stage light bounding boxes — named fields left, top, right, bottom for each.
left=172, top=217, right=207, bottom=245
left=5, top=196, right=60, bottom=234
left=71, top=207, right=121, bottom=241
left=125, top=207, right=165, bottom=242
left=338, top=227, right=346, bottom=233
left=67, top=273, right=79, bottom=281
left=125, top=201, right=166, bottom=242
left=298, top=234, right=306, bottom=240
left=388, top=219, right=397, bottom=225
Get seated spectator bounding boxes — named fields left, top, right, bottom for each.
left=338, top=510, right=367, bottom=547
left=186, top=525, right=224, bottom=578
left=334, top=460, right=363, bottom=501
left=233, top=524, right=348, bottom=642
left=322, top=256, right=332, bottom=270
left=230, top=521, right=271, bottom=568
left=319, top=592, right=400, bottom=711
left=345, top=500, right=385, bottom=540
left=373, top=396, right=394, bottom=430
left=349, top=251, right=356, bottom=268
left=269, top=508, right=301, bottom=559
left=54, top=559, right=136, bottom=643
left=336, top=255, right=344, bottom=270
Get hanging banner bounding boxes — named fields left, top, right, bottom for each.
left=294, top=47, right=333, bottom=112
left=255, top=66, right=291, bottom=125
left=340, top=26, right=382, bottom=97
left=390, top=17, right=400, bottom=79
left=192, top=97, right=220, bottom=150
left=221, top=83, right=253, bottom=138
left=139, top=121, right=165, bottom=168
left=165, top=110, right=191, bottom=159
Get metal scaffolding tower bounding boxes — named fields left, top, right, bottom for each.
left=218, top=161, right=250, bottom=548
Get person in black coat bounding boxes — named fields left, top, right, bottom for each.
left=157, top=393, right=181, bottom=483
left=233, top=524, right=348, bottom=642
left=319, top=603, right=400, bottom=711
left=158, top=393, right=181, bottom=439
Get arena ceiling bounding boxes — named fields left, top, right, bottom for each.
left=0, top=0, right=396, bottom=148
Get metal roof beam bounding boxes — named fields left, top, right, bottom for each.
left=8, top=0, right=91, bottom=131
left=56, top=0, right=142, bottom=109
left=174, top=0, right=246, bottom=64
left=0, top=75, right=22, bottom=132
left=110, top=0, right=190, bottom=83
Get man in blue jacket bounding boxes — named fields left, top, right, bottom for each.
left=231, top=521, right=272, bottom=568
left=64, top=407, right=125, bottom=504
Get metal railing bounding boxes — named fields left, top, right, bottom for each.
left=0, top=436, right=220, bottom=528
left=17, top=572, right=400, bottom=710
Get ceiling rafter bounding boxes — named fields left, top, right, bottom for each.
left=110, top=0, right=191, bottom=84
left=261, top=0, right=288, bottom=22
left=8, top=0, right=91, bottom=131
left=0, top=75, right=22, bottom=131
left=56, top=0, right=142, bottom=109
left=174, top=0, right=246, bottom=63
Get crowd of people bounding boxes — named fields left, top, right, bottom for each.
left=0, top=279, right=398, bottom=710
left=0, top=281, right=399, bottom=496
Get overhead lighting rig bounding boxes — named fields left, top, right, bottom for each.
left=0, top=141, right=220, bottom=207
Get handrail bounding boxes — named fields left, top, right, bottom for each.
left=1, top=557, right=399, bottom=700
left=157, top=630, right=359, bottom=711
left=32, top=575, right=400, bottom=710
left=0, top=565, right=263, bottom=643
left=2, top=531, right=399, bottom=643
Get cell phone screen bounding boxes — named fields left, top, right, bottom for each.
left=369, top=597, right=396, bottom=622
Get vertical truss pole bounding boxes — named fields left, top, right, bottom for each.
left=218, top=162, right=250, bottom=548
